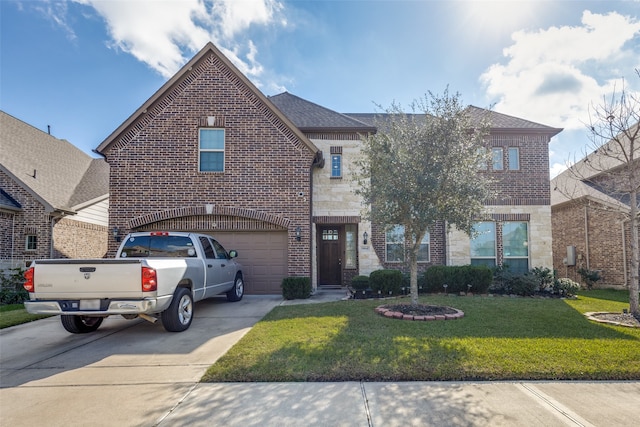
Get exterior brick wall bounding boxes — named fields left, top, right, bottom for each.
left=102, top=51, right=316, bottom=279
left=52, top=218, right=108, bottom=259
left=482, top=133, right=552, bottom=203
left=552, top=200, right=634, bottom=287
left=0, top=170, right=52, bottom=265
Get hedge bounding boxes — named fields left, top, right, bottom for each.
left=423, top=265, right=492, bottom=294
left=369, top=269, right=403, bottom=295
left=281, top=277, right=312, bottom=300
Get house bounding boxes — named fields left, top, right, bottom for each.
left=97, top=42, right=561, bottom=294
left=0, top=111, right=110, bottom=269
left=551, top=129, right=639, bottom=288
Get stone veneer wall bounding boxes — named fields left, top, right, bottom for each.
left=448, top=205, right=553, bottom=270
left=52, top=217, right=108, bottom=259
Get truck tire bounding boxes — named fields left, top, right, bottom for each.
left=226, top=274, right=244, bottom=302
left=61, top=315, right=104, bottom=334
left=161, top=287, right=193, bottom=332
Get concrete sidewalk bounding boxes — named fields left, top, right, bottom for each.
left=157, top=381, right=640, bottom=426
left=156, top=290, right=640, bottom=427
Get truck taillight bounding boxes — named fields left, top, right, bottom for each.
left=24, top=267, right=35, bottom=292
left=142, top=267, right=157, bottom=292
left=150, top=232, right=169, bottom=236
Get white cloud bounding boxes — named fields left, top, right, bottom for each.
left=71, top=0, right=284, bottom=80
left=481, top=11, right=640, bottom=130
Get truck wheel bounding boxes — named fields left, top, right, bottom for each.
left=161, top=287, right=193, bottom=332
left=226, top=274, right=244, bottom=302
left=61, top=315, right=103, bottom=334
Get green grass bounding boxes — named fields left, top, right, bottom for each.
left=0, top=304, right=50, bottom=329
left=202, top=289, right=640, bottom=382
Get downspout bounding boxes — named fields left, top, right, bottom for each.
left=11, top=213, right=16, bottom=266
left=622, top=220, right=628, bottom=287
left=584, top=204, right=590, bottom=269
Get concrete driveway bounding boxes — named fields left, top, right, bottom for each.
left=0, top=295, right=282, bottom=427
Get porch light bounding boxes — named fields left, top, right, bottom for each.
left=363, top=231, right=369, bottom=245
left=112, top=226, right=121, bottom=242
left=295, top=226, right=301, bottom=241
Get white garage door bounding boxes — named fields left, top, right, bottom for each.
left=206, top=231, right=288, bottom=295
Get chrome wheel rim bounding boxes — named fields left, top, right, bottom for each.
left=178, top=295, right=193, bottom=325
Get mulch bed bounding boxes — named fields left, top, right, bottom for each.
left=375, top=303, right=464, bottom=321
left=586, top=312, right=640, bottom=328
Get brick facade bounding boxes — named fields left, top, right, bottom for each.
left=99, top=48, right=317, bottom=282
left=52, top=218, right=108, bottom=259
left=552, top=199, right=635, bottom=287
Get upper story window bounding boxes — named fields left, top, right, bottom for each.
left=330, top=146, right=343, bottom=179
left=508, top=147, right=520, bottom=170
left=199, top=129, right=225, bottom=172
left=331, top=154, right=342, bottom=178
left=25, top=235, right=37, bottom=251
left=477, top=147, right=488, bottom=170
left=492, top=148, right=504, bottom=170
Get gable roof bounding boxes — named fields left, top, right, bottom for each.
left=0, top=111, right=109, bottom=214
left=0, top=188, right=21, bottom=212
left=96, top=43, right=318, bottom=155
left=551, top=122, right=639, bottom=210
left=269, top=92, right=376, bottom=133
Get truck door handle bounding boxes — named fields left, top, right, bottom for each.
left=221, top=264, right=226, bottom=268
left=207, top=264, right=213, bottom=268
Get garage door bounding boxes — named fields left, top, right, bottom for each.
left=205, top=231, right=288, bottom=295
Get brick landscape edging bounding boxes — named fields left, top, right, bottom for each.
left=375, top=305, right=465, bottom=321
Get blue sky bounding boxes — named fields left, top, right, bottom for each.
left=2, top=0, right=639, bottom=177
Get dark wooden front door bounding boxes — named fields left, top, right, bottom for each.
left=318, top=226, right=342, bottom=286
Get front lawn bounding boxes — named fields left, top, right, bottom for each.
left=202, top=290, right=640, bottom=382
left=0, top=304, right=50, bottom=329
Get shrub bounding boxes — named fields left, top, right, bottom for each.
left=423, top=265, right=492, bottom=294
left=554, top=278, right=581, bottom=296
left=0, top=267, right=28, bottom=305
left=577, top=268, right=601, bottom=290
left=369, top=269, right=403, bottom=296
left=508, top=274, right=538, bottom=296
left=350, top=275, right=369, bottom=291
left=281, top=277, right=311, bottom=300
left=530, top=266, right=554, bottom=292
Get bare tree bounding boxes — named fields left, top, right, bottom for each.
left=353, top=89, right=493, bottom=305
left=558, top=73, right=639, bottom=315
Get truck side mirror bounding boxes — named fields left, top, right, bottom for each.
left=229, top=250, right=238, bottom=259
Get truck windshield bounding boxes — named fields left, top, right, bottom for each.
left=120, top=236, right=197, bottom=258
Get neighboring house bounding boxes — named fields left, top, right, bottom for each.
left=0, top=111, right=109, bottom=269
left=551, top=131, right=639, bottom=288
left=96, top=42, right=561, bottom=294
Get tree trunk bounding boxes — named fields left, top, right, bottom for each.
left=407, top=227, right=420, bottom=305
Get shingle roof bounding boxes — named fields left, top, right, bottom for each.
left=347, top=107, right=562, bottom=136
left=269, top=92, right=376, bottom=133
left=0, top=111, right=109, bottom=213
left=0, top=188, right=21, bottom=211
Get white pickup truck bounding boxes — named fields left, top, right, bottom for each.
left=23, top=231, right=244, bottom=333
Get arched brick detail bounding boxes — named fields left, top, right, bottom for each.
left=128, top=206, right=291, bottom=230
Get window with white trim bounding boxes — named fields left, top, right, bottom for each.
left=345, top=225, right=356, bottom=268
left=508, top=147, right=520, bottom=170
left=331, top=154, right=342, bottom=178
left=385, top=225, right=404, bottom=262
left=492, top=148, right=503, bottom=170
left=25, top=235, right=37, bottom=251
left=385, top=225, right=430, bottom=263
left=470, top=222, right=496, bottom=268
left=502, top=221, right=529, bottom=274
left=199, top=129, right=225, bottom=172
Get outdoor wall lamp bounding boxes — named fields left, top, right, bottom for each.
left=295, top=226, right=301, bottom=241
left=112, top=226, right=121, bottom=242
left=363, top=231, right=369, bottom=245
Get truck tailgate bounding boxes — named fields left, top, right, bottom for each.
left=31, top=259, right=145, bottom=299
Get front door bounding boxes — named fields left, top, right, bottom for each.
left=318, top=226, right=342, bottom=286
